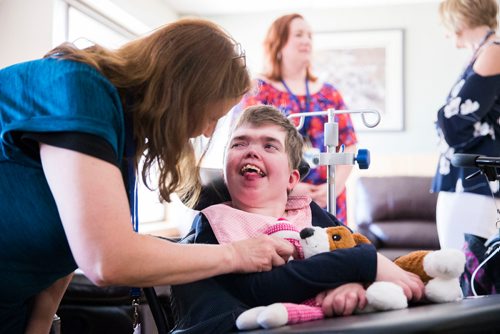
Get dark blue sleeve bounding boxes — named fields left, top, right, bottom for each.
left=437, top=73, right=500, bottom=149
left=186, top=214, right=219, bottom=244
left=216, top=244, right=376, bottom=306
left=21, top=132, right=118, bottom=166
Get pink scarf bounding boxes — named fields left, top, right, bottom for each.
left=201, top=195, right=312, bottom=245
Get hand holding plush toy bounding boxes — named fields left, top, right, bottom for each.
left=236, top=225, right=465, bottom=330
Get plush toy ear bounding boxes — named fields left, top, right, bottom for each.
left=352, top=233, right=371, bottom=245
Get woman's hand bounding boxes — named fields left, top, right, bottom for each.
left=229, top=235, right=294, bottom=273
left=315, top=283, right=367, bottom=316
left=291, top=182, right=316, bottom=197
left=309, top=184, right=328, bottom=208
left=376, top=253, right=425, bottom=301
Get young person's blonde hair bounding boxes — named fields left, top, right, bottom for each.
left=233, top=105, right=304, bottom=170
left=262, top=13, right=317, bottom=82
left=45, top=18, right=250, bottom=205
left=439, top=0, right=498, bottom=32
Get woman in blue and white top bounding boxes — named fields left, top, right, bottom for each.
left=432, top=0, right=500, bottom=257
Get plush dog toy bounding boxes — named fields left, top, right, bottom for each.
left=236, top=225, right=465, bottom=330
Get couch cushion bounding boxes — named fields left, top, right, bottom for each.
left=358, top=221, right=440, bottom=249
left=355, top=176, right=437, bottom=224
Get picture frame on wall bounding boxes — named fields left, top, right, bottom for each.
left=313, top=29, right=405, bottom=131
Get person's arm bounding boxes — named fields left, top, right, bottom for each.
left=216, top=243, right=377, bottom=307
left=225, top=251, right=423, bottom=311
left=437, top=44, right=500, bottom=149
left=188, top=214, right=376, bottom=306
left=375, top=253, right=424, bottom=301
left=25, top=273, right=74, bottom=334
left=310, top=253, right=425, bottom=318
left=40, top=144, right=293, bottom=287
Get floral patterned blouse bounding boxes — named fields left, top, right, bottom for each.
left=239, top=79, right=358, bottom=223
left=432, top=41, right=500, bottom=198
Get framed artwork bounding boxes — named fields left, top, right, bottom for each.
left=313, top=29, right=405, bottom=131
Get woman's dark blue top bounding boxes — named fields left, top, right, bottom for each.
left=432, top=42, right=500, bottom=197
left=0, top=58, right=125, bottom=332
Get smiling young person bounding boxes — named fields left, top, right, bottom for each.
left=170, top=105, right=424, bottom=334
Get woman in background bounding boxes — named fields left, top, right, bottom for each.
left=432, top=0, right=500, bottom=295
left=240, top=13, right=357, bottom=223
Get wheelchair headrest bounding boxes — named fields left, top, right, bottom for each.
left=298, top=159, right=311, bottom=181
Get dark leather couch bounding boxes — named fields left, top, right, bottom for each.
left=354, top=176, right=440, bottom=260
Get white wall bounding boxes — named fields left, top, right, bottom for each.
left=0, top=0, right=55, bottom=68
left=110, top=0, right=177, bottom=29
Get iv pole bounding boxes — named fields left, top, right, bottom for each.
left=288, top=108, right=381, bottom=214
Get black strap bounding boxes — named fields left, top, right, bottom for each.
left=143, top=287, right=171, bottom=333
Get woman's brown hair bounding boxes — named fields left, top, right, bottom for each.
left=45, top=18, right=251, bottom=206
left=263, top=13, right=316, bottom=82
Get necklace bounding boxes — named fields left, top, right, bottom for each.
left=280, top=78, right=311, bottom=114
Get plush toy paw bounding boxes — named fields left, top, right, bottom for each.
left=236, top=304, right=288, bottom=330
left=256, top=303, right=289, bottom=329
left=236, top=306, right=267, bottom=330
left=364, top=281, right=408, bottom=311
left=425, top=277, right=463, bottom=303
left=424, top=249, right=465, bottom=279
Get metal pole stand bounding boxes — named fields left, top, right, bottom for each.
left=288, top=108, right=380, bottom=215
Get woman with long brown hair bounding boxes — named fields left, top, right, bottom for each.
left=0, top=18, right=293, bottom=333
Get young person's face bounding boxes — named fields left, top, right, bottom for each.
left=280, top=17, right=313, bottom=66
left=224, top=122, right=300, bottom=208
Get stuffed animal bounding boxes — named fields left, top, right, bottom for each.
left=236, top=225, right=465, bottom=330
